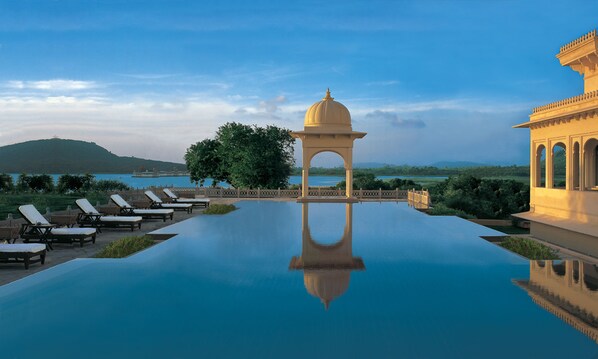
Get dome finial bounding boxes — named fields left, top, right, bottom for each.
left=323, top=88, right=334, bottom=100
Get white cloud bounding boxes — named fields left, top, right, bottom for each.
left=5, top=79, right=98, bottom=91
left=366, top=80, right=399, bottom=86
left=0, top=91, right=531, bottom=166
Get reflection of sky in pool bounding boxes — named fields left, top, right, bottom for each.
left=1, top=202, right=596, bottom=358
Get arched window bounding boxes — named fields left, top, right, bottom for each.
left=583, top=138, right=598, bottom=190
left=535, top=145, right=546, bottom=188
left=552, top=143, right=566, bottom=189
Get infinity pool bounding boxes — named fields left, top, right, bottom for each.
left=0, top=202, right=596, bottom=358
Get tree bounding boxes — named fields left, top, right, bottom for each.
left=57, top=174, right=95, bottom=193
left=17, top=174, right=54, bottom=193
left=0, top=173, right=14, bottom=193
left=429, top=175, right=530, bottom=219
left=186, top=122, right=295, bottom=189
left=184, top=139, right=226, bottom=187
left=93, top=179, right=131, bottom=192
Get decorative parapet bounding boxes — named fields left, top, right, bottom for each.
left=557, top=29, right=598, bottom=93
left=559, top=29, right=596, bottom=53
left=532, top=90, right=598, bottom=114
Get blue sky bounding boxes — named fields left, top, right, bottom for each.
left=0, top=0, right=597, bottom=166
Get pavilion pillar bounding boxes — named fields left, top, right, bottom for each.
left=345, top=168, right=353, bottom=198
left=546, top=145, right=554, bottom=188
left=302, top=152, right=310, bottom=198
left=302, top=168, right=309, bottom=198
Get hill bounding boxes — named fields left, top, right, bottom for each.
left=0, top=138, right=186, bottom=173
left=431, top=161, right=488, bottom=168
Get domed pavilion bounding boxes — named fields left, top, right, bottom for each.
left=291, top=89, right=366, bottom=201
left=289, top=203, right=365, bottom=310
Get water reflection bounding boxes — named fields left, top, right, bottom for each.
left=516, top=260, right=598, bottom=343
left=289, top=203, right=365, bottom=309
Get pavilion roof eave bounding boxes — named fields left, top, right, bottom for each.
left=513, top=121, right=531, bottom=129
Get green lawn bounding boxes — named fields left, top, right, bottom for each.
left=499, top=237, right=559, bottom=260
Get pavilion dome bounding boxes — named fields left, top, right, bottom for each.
left=303, top=270, right=351, bottom=310
left=304, top=89, right=352, bottom=131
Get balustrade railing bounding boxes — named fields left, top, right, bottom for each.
left=407, top=189, right=431, bottom=209
left=121, top=186, right=409, bottom=200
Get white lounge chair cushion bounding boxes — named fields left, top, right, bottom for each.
left=76, top=198, right=100, bottom=215
left=133, top=209, right=174, bottom=215
left=18, top=205, right=50, bottom=225
left=50, top=228, right=96, bottom=236
left=162, top=188, right=180, bottom=200
left=177, top=198, right=210, bottom=203
left=144, top=190, right=164, bottom=203
left=110, top=194, right=132, bottom=209
left=163, top=188, right=209, bottom=202
left=159, top=203, right=193, bottom=209
left=99, top=216, right=143, bottom=223
left=0, top=243, right=46, bottom=253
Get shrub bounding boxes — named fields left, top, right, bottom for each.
left=93, top=179, right=131, bottom=192
left=427, top=203, right=476, bottom=219
left=0, top=173, right=14, bottom=193
left=17, top=174, right=54, bottom=193
left=95, top=236, right=155, bottom=258
left=57, top=174, right=95, bottom=193
left=203, top=204, right=237, bottom=215
left=499, top=237, right=559, bottom=260
left=428, top=175, right=530, bottom=219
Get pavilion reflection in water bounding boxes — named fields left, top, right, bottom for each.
left=289, top=203, right=365, bottom=310
left=516, top=260, right=598, bottom=343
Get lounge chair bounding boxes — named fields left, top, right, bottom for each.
left=18, top=205, right=96, bottom=249
left=110, top=194, right=174, bottom=222
left=0, top=243, right=46, bottom=269
left=163, top=188, right=210, bottom=208
left=144, top=190, right=193, bottom=213
left=75, top=199, right=143, bottom=231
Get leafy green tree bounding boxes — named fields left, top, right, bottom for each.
left=16, top=173, right=31, bottom=192
left=17, top=174, right=54, bottom=193
left=93, top=179, right=131, bottom=192
left=336, top=173, right=422, bottom=190
left=0, top=173, right=14, bottom=193
left=184, top=139, right=226, bottom=187
left=186, top=122, right=295, bottom=189
left=429, top=175, right=530, bottom=219
left=57, top=174, right=95, bottom=193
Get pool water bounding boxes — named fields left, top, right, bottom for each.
left=0, top=202, right=596, bottom=358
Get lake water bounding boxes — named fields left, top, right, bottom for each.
left=9, top=174, right=445, bottom=189
left=0, top=201, right=595, bottom=358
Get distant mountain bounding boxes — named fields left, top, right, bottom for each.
left=0, top=138, right=186, bottom=173
left=430, top=161, right=488, bottom=168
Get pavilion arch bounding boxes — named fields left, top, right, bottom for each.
left=307, top=149, right=350, bottom=171
left=583, top=138, right=598, bottom=190
left=552, top=261, right=566, bottom=276
left=534, top=144, right=547, bottom=188
left=552, top=142, right=566, bottom=189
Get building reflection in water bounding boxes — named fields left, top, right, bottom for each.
left=289, top=203, right=365, bottom=310
left=516, top=260, right=598, bottom=343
